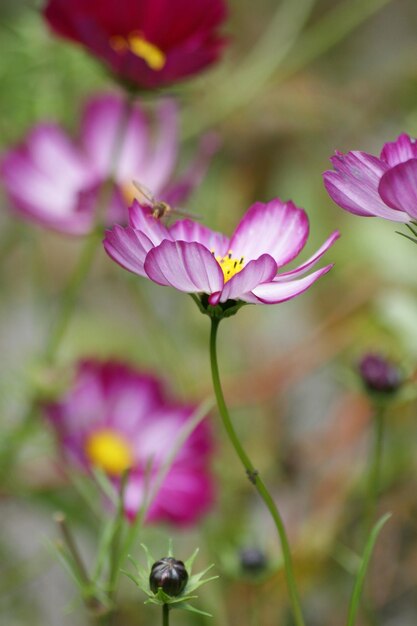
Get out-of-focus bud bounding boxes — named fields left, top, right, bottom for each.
left=149, top=557, right=189, bottom=597
left=239, top=547, right=268, bottom=575
left=358, top=353, right=403, bottom=394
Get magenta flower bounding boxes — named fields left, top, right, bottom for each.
left=323, top=133, right=417, bottom=222
left=43, top=0, right=228, bottom=90
left=0, top=93, right=216, bottom=236
left=45, top=359, right=214, bottom=526
left=103, top=198, right=339, bottom=307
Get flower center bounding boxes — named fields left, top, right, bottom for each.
left=85, top=429, right=133, bottom=476
left=110, top=33, right=166, bottom=70
left=214, top=250, right=245, bottom=283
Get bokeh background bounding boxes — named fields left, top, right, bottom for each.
left=1, top=0, right=417, bottom=624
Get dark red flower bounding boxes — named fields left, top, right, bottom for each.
left=43, top=0, right=228, bottom=89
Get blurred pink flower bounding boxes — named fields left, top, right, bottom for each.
left=323, top=133, right=417, bottom=222
left=104, top=198, right=339, bottom=306
left=0, top=93, right=216, bottom=235
left=45, top=359, right=214, bottom=526
left=43, top=0, right=228, bottom=90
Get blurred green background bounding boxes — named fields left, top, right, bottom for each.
left=1, top=1, right=417, bottom=625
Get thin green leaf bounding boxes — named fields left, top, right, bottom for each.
left=395, top=231, right=417, bottom=245
left=184, top=548, right=200, bottom=573
left=92, top=518, right=118, bottom=583
left=47, top=540, right=84, bottom=589
left=92, top=467, right=118, bottom=506
left=346, top=513, right=391, bottom=626
left=189, top=563, right=215, bottom=582
left=140, top=399, right=214, bottom=522
left=140, top=543, right=155, bottom=571
left=406, top=223, right=417, bottom=238
left=120, top=456, right=155, bottom=564
left=181, top=603, right=213, bottom=617
left=120, top=569, right=142, bottom=587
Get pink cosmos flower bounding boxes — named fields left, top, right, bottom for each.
left=43, top=0, right=228, bottom=90
left=45, top=359, right=214, bottom=526
left=103, top=198, right=339, bottom=306
left=323, top=133, right=417, bottom=222
left=0, top=93, right=216, bottom=236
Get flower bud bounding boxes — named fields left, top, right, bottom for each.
left=358, top=353, right=403, bottom=394
left=149, top=557, right=189, bottom=597
left=239, top=547, right=268, bottom=574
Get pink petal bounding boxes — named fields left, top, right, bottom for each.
left=81, top=93, right=149, bottom=182
left=246, top=265, right=333, bottom=304
left=128, top=201, right=172, bottom=245
left=169, top=218, right=229, bottom=256
left=323, top=151, right=408, bottom=222
left=229, top=198, right=309, bottom=268
left=275, top=230, right=340, bottom=281
left=380, top=134, right=417, bottom=167
left=124, top=467, right=214, bottom=526
left=103, top=225, right=153, bottom=276
left=1, top=124, right=93, bottom=215
left=218, top=254, right=277, bottom=303
left=25, top=124, right=92, bottom=186
left=146, top=467, right=214, bottom=526
left=0, top=123, right=99, bottom=235
left=144, top=240, right=224, bottom=294
left=378, top=159, right=417, bottom=220
left=131, top=406, right=197, bottom=463
left=138, top=100, right=178, bottom=193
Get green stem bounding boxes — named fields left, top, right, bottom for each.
left=209, top=318, right=305, bottom=626
left=0, top=95, right=136, bottom=480
left=107, top=471, right=130, bottom=598
left=163, top=604, right=170, bottom=626
left=365, top=407, right=385, bottom=532
left=43, top=227, right=101, bottom=364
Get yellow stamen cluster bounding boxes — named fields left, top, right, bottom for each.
left=214, top=250, right=245, bottom=283
left=110, top=33, right=166, bottom=70
left=85, top=429, right=133, bottom=476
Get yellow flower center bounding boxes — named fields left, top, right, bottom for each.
left=110, top=33, right=166, bottom=71
left=214, top=250, right=245, bottom=283
left=85, top=429, right=133, bottom=476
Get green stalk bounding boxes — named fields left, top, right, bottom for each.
left=209, top=318, right=305, bottom=626
left=365, top=407, right=386, bottom=533
left=107, top=471, right=130, bottom=602
left=43, top=225, right=102, bottom=364
left=0, top=95, right=135, bottom=480
left=346, top=514, right=391, bottom=626
left=54, top=512, right=109, bottom=623
left=163, top=604, right=170, bottom=626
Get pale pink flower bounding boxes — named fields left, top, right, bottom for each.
left=324, top=133, right=417, bottom=222
left=1, top=93, right=216, bottom=235
left=104, top=198, right=339, bottom=306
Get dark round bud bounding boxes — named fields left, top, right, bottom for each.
left=358, top=353, right=403, bottom=394
left=149, top=557, right=188, bottom=597
left=239, top=547, right=268, bottom=574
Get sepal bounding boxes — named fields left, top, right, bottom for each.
left=123, top=543, right=218, bottom=616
